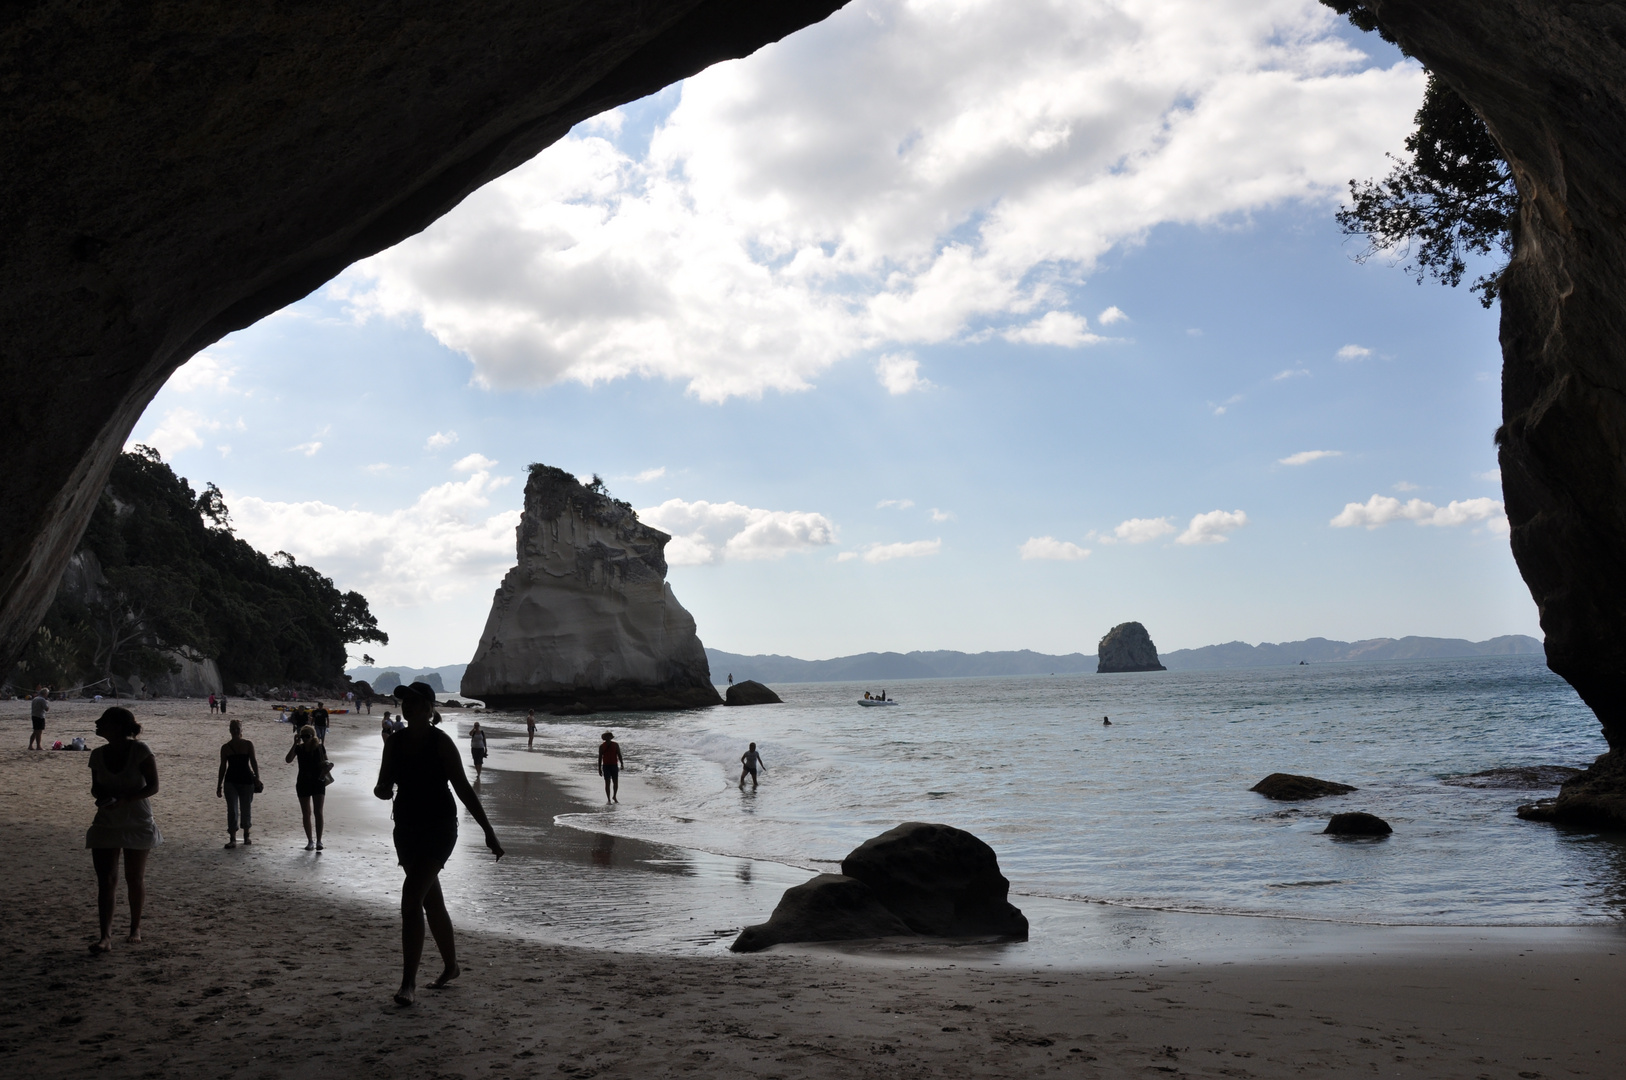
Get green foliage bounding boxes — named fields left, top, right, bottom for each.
left=1324, top=2, right=1518, bottom=307
left=33, top=448, right=387, bottom=689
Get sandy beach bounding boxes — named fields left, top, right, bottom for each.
left=2, top=698, right=1624, bottom=1079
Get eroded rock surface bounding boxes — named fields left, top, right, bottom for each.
left=725, top=680, right=782, bottom=706
left=840, top=822, right=1028, bottom=940
left=461, top=466, right=721, bottom=711
left=0, top=0, right=847, bottom=673
left=1097, top=622, right=1165, bottom=673
left=730, top=874, right=911, bottom=953
left=1250, top=773, right=1358, bottom=801
left=1517, top=752, right=1626, bottom=830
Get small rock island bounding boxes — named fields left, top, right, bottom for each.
left=461, top=465, right=722, bottom=711
left=1097, top=621, right=1166, bottom=673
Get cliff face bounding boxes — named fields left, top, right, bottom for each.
left=1368, top=2, right=1626, bottom=753
left=1097, top=622, right=1166, bottom=674
left=0, top=0, right=846, bottom=676
left=462, top=467, right=721, bottom=710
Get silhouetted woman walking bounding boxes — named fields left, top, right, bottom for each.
left=287, top=724, right=328, bottom=850
left=216, top=718, right=260, bottom=847
left=86, top=706, right=161, bottom=952
left=373, top=681, right=502, bottom=1005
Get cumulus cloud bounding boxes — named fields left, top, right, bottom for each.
left=135, top=408, right=246, bottom=459
left=166, top=351, right=236, bottom=394
left=1176, top=509, right=1248, bottom=545
left=876, top=352, right=930, bottom=395
left=1330, top=494, right=1507, bottom=532
left=1097, top=306, right=1128, bottom=326
left=336, top=0, right=1421, bottom=401
left=453, top=453, right=498, bottom=472
left=838, top=538, right=943, bottom=564
left=630, top=467, right=667, bottom=483
left=877, top=498, right=916, bottom=510
left=1105, top=517, right=1176, bottom=544
left=637, top=498, right=836, bottom=565
left=1279, top=449, right=1342, bottom=466
left=425, top=430, right=458, bottom=450
left=1337, top=344, right=1372, bottom=361
left=1020, top=536, right=1091, bottom=561
left=229, top=464, right=520, bottom=606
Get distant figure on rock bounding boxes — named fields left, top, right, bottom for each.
left=598, top=731, right=623, bottom=804
left=740, top=743, right=766, bottom=789
left=728, top=673, right=733, bottom=685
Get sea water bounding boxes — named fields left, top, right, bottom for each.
left=321, top=655, right=1626, bottom=958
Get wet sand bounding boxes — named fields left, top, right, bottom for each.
left=2, top=698, right=1625, bottom=1078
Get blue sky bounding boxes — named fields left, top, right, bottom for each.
left=129, top=0, right=1532, bottom=667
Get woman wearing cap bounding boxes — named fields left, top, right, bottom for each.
left=373, top=680, right=503, bottom=1006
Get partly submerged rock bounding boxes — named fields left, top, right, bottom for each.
left=730, top=874, right=911, bottom=953
left=840, top=822, right=1028, bottom=940
left=1517, top=751, right=1626, bottom=829
left=725, top=680, right=782, bottom=706
left=461, top=466, right=723, bottom=711
left=1096, top=622, right=1166, bottom=673
left=1250, top=773, right=1357, bottom=801
left=1324, top=812, right=1393, bottom=836
left=1443, top=765, right=1584, bottom=789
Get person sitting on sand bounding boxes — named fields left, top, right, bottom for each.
left=216, top=718, right=261, bottom=848
left=468, top=721, right=488, bottom=780
left=373, top=681, right=503, bottom=1006
left=287, top=724, right=328, bottom=850
left=739, top=742, right=766, bottom=790
left=526, top=709, right=536, bottom=750
left=597, top=731, right=623, bottom=804
left=86, top=706, right=162, bottom=952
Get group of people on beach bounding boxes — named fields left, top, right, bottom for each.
left=76, top=681, right=771, bottom=1005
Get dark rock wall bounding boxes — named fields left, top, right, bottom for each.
left=1370, top=2, right=1626, bottom=748
left=0, top=0, right=846, bottom=672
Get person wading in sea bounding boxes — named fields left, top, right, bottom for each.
left=597, top=731, right=623, bottom=804
left=739, top=742, right=766, bottom=790
left=373, top=681, right=502, bottom=1006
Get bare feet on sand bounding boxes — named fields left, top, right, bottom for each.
left=429, top=964, right=460, bottom=989
left=393, top=984, right=415, bottom=1006
left=127, top=930, right=142, bottom=945
left=89, top=938, right=111, bottom=954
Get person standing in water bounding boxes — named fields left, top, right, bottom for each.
left=468, top=721, right=488, bottom=780
left=287, top=724, right=328, bottom=850
left=216, top=718, right=261, bottom=847
left=597, top=731, right=623, bottom=804
left=86, top=706, right=161, bottom=952
left=525, top=709, right=536, bottom=750
left=373, top=681, right=502, bottom=1006
left=739, top=742, right=766, bottom=789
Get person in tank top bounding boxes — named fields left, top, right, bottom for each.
left=86, top=706, right=161, bottom=952
left=373, top=681, right=503, bottom=1006
left=287, top=724, right=329, bottom=850
left=216, top=718, right=260, bottom=848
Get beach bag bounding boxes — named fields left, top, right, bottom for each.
left=321, top=760, right=335, bottom=786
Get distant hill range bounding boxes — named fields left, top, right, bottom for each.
left=346, top=663, right=469, bottom=693
left=705, top=635, right=1543, bottom=684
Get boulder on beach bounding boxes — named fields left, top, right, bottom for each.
left=1517, top=750, right=1626, bottom=828
left=1096, top=622, right=1166, bottom=673
left=841, top=822, right=1028, bottom=940
left=1324, top=812, right=1392, bottom=836
left=725, top=680, right=782, bottom=706
left=1250, top=773, right=1357, bottom=801
left=730, top=874, right=911, bottom=953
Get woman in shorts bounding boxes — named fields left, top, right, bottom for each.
left=286, top=724, right=328, bottom=850
left=468, top=721, right=488, bottom=779
left=373, top=681, right=502, bottom=1006
left=86, top=706, right=161, bottom=951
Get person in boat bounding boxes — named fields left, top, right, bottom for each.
left=864, top=691, right=871, bottom=700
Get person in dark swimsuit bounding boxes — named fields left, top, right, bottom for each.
left=739, top=742, right=766, bottom=789
left=597, top=731, right=623, bottom=804
left=286, top=724, right=328, bottom=850
left=374, top=681, right=503, bottom=1006
left=216, top=719, right=260, bottom=848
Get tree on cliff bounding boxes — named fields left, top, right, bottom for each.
left=13, top=447, right=386, bottom=690
left=1323, top=1, right=1518, bottom=307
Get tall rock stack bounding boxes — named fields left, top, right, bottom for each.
left=461, top=465, right=722, bottom=711
left=1097, top=621, right=1166, bottom=673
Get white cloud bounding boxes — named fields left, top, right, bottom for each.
left=929, top=508, right=955, bottom=522
left=876, top=352, right=930, bottom=395
left=425, top=430, right=458, bottom=451
left=1210, top=393, right=1243, bottom=416
left=291, top=441, right=322, bottom=457
left=1176, top=509, right=1248, bottom=545
left=1020, top=536, right=1091, bottom=561
left=631, top=467, right=667, bottom=483
left=1278, top=449, right=1342, bottom=466
left=877, top=498, right=916, bottom=510
left=1475, top=469, right=1501, bottom=484
left=838, top=538, right=942, bottom=564
left=1107, top=516, right=1176, bottom=544
left=336, top=0, right=1422, bottom=401
left=453, top=453, right=499, bottom=473
left=167, top=351, right=236, bottom=394
left=364, top=463, right=391, bottom=475
left=1392, top=480, right=1420, bottom=492
left=230, top=464, right=519, bottom=606
left=1330, top=494, right=1507, bottom=532
left=1272, top=367, right=1310, bottom=380
left=1001, top=310, right=1098, bottom=347
left=637, top=498, right=836, bottom=565
left=1336, top=344, right=1372, bottom=361
left=1097, top=306, right=1128, bottom=326
left=134, top=408, right=247, bottom=459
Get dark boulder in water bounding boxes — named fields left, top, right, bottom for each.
left=725, top=680, right=782, bottom=706
left=1250, top=773, right=1356, bottom=801
left=1097, top=621, right=1166, bottom=673
left=840, top=822, right=1028, bottom=940
left=1324, top=812, right=1393, bottom=836
left=730, top=874, right=911, bottom=953
left=1517, top=751, right=1626, bottom=829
